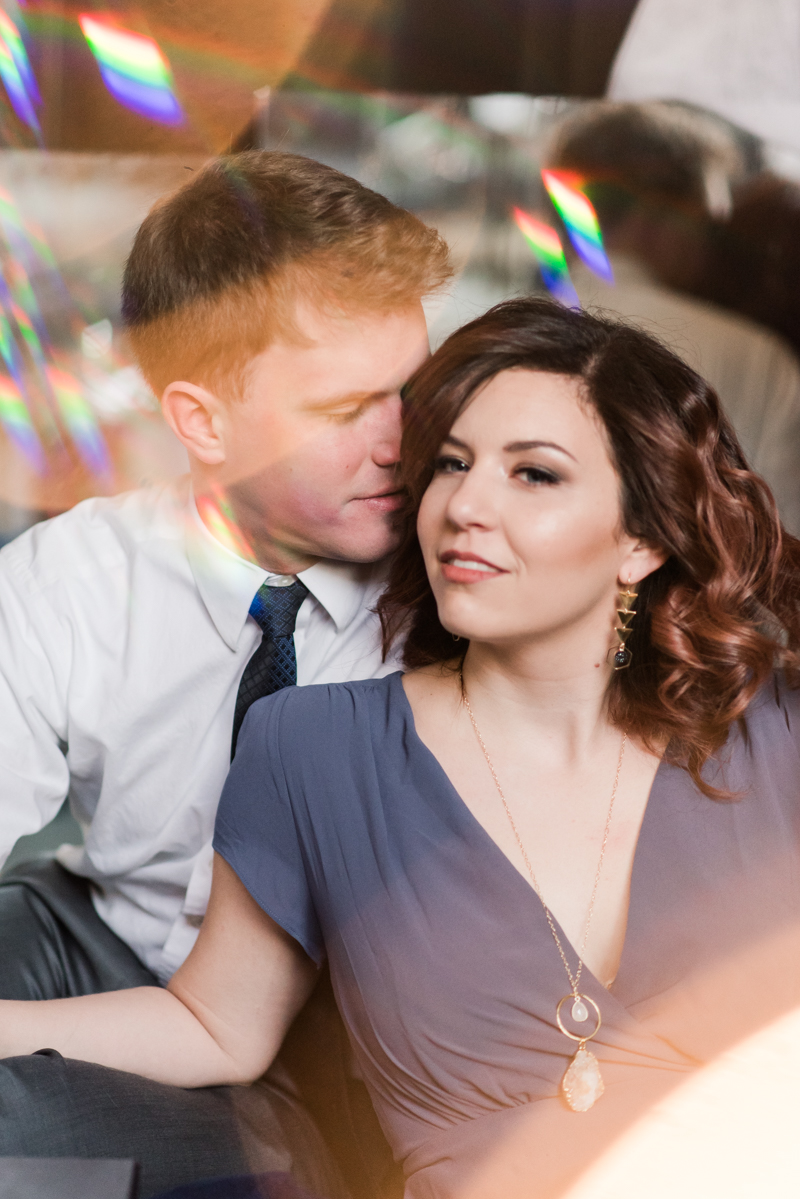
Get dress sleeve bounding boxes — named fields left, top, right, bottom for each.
left=212, top=689, right=325, bottom=965
left=771, top=671, right=800, bottom=763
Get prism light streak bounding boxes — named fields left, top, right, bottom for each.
left=195, top=490, right=256, bottom=562
left=0, top=187, right=56, bottom=279
left=0, top=10, right=40, bottom=134
left=0, top=11, right=40, bottom=103
left=79, top=15, right=183, bottom=125
left=11, top=299, right=46, bottom=370
left=0, top=308, right=27, bottom=393
left=0, top=375, right=43, bottom=469
left=6, top=258, right=48, bottom=346
left=47, top=365, right=111, bottom=476
left=512, top=207, right=581, bottom=308
left=0, top=271, right=46, bottom=382
left=541, top=170, right=614, bottom=284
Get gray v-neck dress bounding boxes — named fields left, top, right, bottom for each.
left=214, top=671, right=800, bottom=1199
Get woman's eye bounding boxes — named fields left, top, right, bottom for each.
left=433, top=455, right=469, bottom=474
left=516, top=465, right=560, bottom=486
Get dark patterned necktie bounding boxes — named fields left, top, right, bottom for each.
left=231, top=579, right=309, bottom=758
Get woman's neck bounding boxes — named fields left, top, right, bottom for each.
left=459, top=639, right=617, bottom=766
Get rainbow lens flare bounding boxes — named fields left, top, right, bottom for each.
left=0, top=10, right=40, bottom=135
left=0, top=375, right=43, bottom=470
left=195, top=490, right=256, bottom=563
left=512, top=207, right=580, bottom=308
left=0, top=180, right=114, bottom=477
left=10, top=299, right=46, bottom=370
left=0, top=307, right=26, bottom=393
left=541, top=170, right=613, bottom=284
left=6, top=258, right=48, bottom=346
left=79, top=14, right=183, bottom=126
left=47, top=365, right=111, bottom=476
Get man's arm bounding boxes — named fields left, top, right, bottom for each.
left=0, top=555, right=71, bottom=859
left=0, top=854, right=316, bottom=1086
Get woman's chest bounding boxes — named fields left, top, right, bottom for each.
left=313, top=731, right=800, bottom=1074
left=426, top=742, right=660, bottom=987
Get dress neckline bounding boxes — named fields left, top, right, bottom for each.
left=390, top=670, right=669, bottom=1003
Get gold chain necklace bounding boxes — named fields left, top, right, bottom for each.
left=461, top=675, right=627, bottom=1113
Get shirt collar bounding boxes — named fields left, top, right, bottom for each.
left=185, top=491, right=384, bottom=650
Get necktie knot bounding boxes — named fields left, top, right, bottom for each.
left=249, top=580, right=309, bottom=639
left=231, top=579, right=310, bottom=758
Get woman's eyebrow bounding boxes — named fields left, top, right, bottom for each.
left=504, top=439, right=577, bottom=461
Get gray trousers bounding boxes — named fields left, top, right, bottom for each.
left=0, top=860, right=349, bottom=1199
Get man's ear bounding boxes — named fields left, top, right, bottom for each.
left=161, top=381, right=226, bottom=465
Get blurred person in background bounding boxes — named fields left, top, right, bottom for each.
left=2, top=299, right=800, bottom=1199
left=691, top=172, right=800, bottom=361
left=0, top=150, right=449, bottom=1198
left=544, top=101, right=800, bottom=534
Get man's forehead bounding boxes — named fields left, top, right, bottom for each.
left=250, top=304, right=430, bottom=404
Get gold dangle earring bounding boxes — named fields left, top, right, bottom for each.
left=609, top=579, right=637, bottom=670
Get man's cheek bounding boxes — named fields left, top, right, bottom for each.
left=280, top=481, right=345, bottom=529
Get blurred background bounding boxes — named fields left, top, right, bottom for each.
left=2, top=0, right=800, bottom=554
left=1, top=0, right=799, bottom=862
left=2, top=1, right=800, bottom=867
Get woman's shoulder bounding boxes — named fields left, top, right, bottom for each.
left=241, top=671, right=406, bottom=753
left=224, top=671, right=408, bottom=824
left=741, top=670, right=800, bottom=759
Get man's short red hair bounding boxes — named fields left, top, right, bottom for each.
left=122, top=151, right=451, bottom=400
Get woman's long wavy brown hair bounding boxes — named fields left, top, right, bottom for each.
left=378, top=297, right=800, bottom=797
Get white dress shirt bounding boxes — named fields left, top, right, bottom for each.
left=571, top=254, right=800, bottom=535
left=0, top=476, right=400, bottom=982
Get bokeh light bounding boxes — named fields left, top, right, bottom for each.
left=512, top=206, right=581, bottom=307
left=79, top=14, right=183, bottom=126
left=0, top=374, right=43, bottom=470
left=542, top=168, right=614, bottom=283
left=0, top=8, right=40, bottom=137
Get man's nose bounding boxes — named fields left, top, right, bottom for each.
left=371, top=394, right=402, bottom=468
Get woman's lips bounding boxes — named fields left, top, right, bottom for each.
left=440, top=554, right=505, bottom=584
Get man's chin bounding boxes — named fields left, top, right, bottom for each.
left=314, top=525, right=401, bottom=566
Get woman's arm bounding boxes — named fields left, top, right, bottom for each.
left=0, top=855, right=317, bottom=1087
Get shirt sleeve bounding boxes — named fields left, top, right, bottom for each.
left=0, top=542, right=71, bottom=863
left=213, top=688, right=325, bottom=965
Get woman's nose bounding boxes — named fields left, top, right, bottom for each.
left=445, top=465, right=498, bottom=529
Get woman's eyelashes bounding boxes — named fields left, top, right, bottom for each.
left=515, top=464, right=561, bottom=486
left=433, top=454, right=470, bottom=474
left=432, top=455, right=562, bottom=485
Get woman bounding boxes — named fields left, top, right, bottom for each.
left=3, top=298, right=800, bottom=1198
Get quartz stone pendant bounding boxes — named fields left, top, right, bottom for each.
left=571, top=997, right=589, bottom=1023
left=562, top=1046, right=605, bottom=1112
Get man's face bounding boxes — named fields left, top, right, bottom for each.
left=215, top=301, right=430, bottom=569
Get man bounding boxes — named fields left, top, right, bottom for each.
left=0, top=150, right=449, bottom=1197
left=544, top=101, right=800, bottom=534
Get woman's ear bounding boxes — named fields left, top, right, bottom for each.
left=620, top=539, right=669, bottom=586
left=161, top=381, right=226, bottom=466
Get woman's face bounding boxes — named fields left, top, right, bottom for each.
left=417, top=368, right=657, bottom=657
